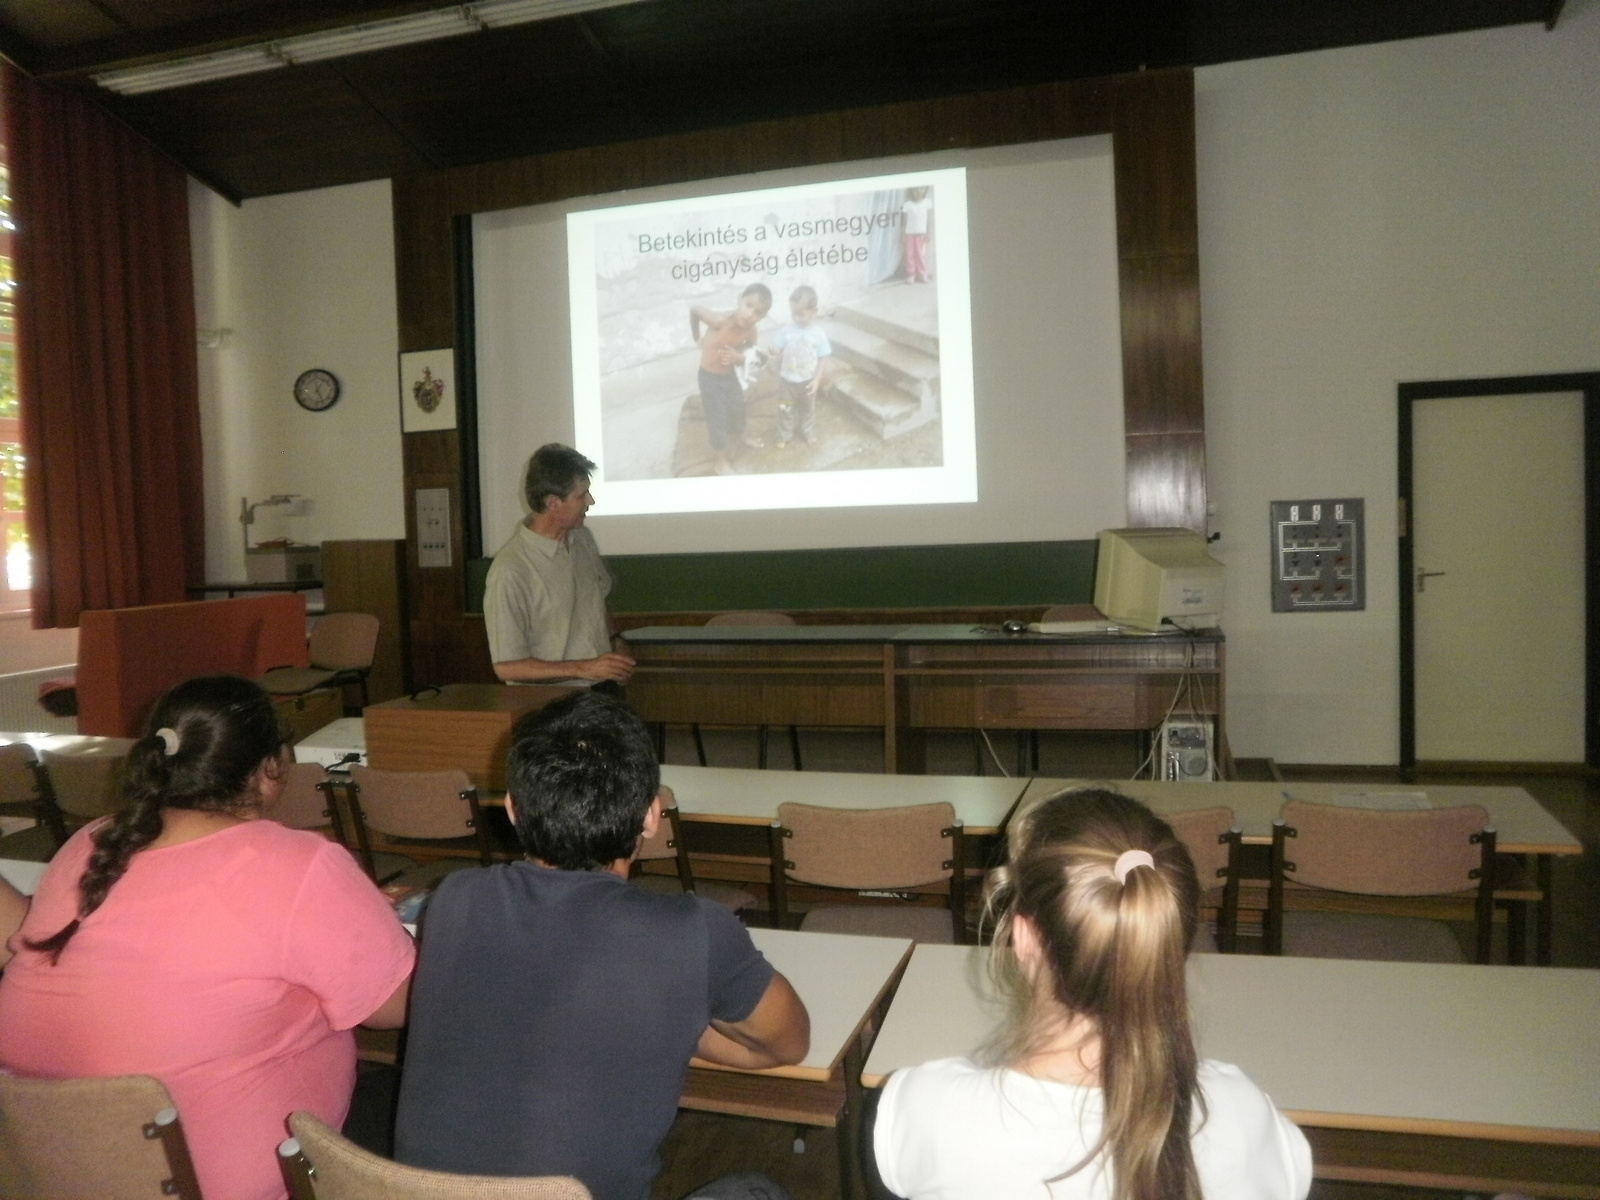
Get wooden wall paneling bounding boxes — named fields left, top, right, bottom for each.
left=321, top=539, right=409, bottom=704
left=391, top=69, right=1205, bottom=685
left=1119, top=254, right=1205, bottom=437
left=1108, top=70, right=1200, bottom=258
left=1125, top=432, right=1207, bottom=531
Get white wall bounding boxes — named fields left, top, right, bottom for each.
left=1196, top=6, right=1600, bottom=763
left=191, top=10, right=1600, bottom=763
left=189, top=178, right=404, bottom=579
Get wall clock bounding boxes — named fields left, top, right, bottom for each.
left=293, top=368, right=341, bottom=412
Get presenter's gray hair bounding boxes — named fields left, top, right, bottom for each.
left=524, top=444, right=596, bottom=513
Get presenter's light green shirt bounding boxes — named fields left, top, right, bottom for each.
left=483, top=523, right=612, bottom=676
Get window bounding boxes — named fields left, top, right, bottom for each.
left=0, top=126, right=28, bottom=612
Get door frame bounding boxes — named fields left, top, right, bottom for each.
left=1398, top=371, right=1600, bottom=771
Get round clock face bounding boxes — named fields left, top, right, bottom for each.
left=294, top=368, right=341, bottom=412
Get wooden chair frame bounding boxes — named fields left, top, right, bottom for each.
left=767, top=813, right=969, bottom=944
left=1266, top=815, right=1497, bottom=963
left=0, top=1073, right=203, bottom=1200
left=344, top=771, right=495, bottom=881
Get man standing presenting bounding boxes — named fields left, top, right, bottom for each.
left=394, top=691, right=809, bottom=1200
left=483, top=444, right=635, bottom=685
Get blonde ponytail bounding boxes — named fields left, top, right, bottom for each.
left=987, top=788, right=1202, bottom=1200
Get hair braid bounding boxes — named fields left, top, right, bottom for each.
left=23, top=675, right=286, bottom=963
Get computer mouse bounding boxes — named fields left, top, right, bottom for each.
left=1001, top=619, right=1029, bottom=634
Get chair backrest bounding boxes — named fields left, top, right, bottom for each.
left=347, top=766, right=479, bottom=841
left=1164, top=805, right=1237, bottom=885
left=262, top=761, right=335, bottom=830
left=308, top=613, right=381, bottom=672
left=704, top=611, right=797, bottom=627
left=0, top=742, right=39, bottom=806
left=38, top=751, right=127, bottom=820
left=281, top=1111, right=591, bottom=1200
left=0, top=1073, right=203, bottom=1200
left=633, top=785, right=697, bottom=893
left=1277, top=800, right=1491, bottom=896
left=777, top=802, right=958, bottom=889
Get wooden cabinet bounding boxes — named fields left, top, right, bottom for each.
left=321, top=540, right=408, bottom=705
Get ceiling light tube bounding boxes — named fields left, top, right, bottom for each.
left=93, top=0, right=646, bottom=96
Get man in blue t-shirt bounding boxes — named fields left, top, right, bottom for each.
left=394, top=692, right=809, bottom=1200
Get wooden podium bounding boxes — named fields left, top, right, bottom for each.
left=362, top=683, right=577, bottom=791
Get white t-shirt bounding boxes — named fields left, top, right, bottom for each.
left=902, top=196, right=933, bottom=235
left=875, top=1057, right=1312, bottom=1200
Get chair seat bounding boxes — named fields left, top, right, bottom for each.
left=1281, top=910, right=1466, bottom=963
left=800, top=904, right=956, bottom=943
left=258, top=666, right=339, bottom=695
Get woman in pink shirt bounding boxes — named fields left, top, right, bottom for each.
left=0, top=676, right=416, bottom=1200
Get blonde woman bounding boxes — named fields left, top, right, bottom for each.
left=874, top=789, right=1311, bottom=1200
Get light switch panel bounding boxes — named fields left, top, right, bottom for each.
left=416, top=487, right=452, bottom=569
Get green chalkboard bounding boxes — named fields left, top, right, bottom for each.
left=466, top=540, right=1097, bottom=614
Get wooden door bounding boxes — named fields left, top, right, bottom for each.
left=1404, top=389, right=1587, bottom=764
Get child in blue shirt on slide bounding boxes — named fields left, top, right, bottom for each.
left=766, top=284, right=832, bottom=447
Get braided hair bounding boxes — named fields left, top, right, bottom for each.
left=27, top=675, right=287, bottom=962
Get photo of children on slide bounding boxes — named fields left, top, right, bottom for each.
left=591, top=184, right=943, bottom=480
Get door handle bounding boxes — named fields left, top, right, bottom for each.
left=1416, top=569, right=1447, bottom=593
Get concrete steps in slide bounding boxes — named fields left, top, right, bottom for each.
left=821, top=282, right=941, bottom=441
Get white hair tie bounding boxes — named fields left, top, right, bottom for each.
left=1113, top=849, right=1154, bottom=884
left=155, top=727, right=180, bottom=757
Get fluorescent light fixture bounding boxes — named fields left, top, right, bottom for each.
left=94, top=0, right=644, bottom=96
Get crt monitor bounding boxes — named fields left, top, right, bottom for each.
left=1093, top=527, right=1225, bottom=632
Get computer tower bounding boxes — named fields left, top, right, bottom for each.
left=1159, top=718, right=1214, bottom=783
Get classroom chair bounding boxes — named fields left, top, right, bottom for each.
left=343, top=765, right=517, bottom=882
left=279, top=1111, right=590, bottom=1200
left=694, top=611, right=803, bottom=770
left=1163, top=805, right=1243, bottom=952
left=1266, top=800, right=1496, bottom=964
left=0, top=1073, right=204, bottom=1200
left=258, top=612, right=381, bottom=710
left=36, top=750, right=126, bottom=832
left=262, top=760, right=351, bottom=838
left=629, top=785, right=758, bottom=916
left=0, top=742, right=68, bottom=850
left=769, top=801, right=968, bottom=943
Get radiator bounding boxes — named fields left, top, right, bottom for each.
left=0, top=664, right=78, bottom=736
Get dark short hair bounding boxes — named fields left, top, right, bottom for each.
left=740, top=282, right=773, bottom=309
left=523, top=444, right=596, bottom=513
left=505, top=691, right=660, bottom=870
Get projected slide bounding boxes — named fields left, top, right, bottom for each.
left=567, top=168, right=975, bottom=516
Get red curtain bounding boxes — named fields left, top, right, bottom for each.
left=3, top=64, right=205, bottom=628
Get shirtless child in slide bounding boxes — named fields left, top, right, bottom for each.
left=690, top=282, right=772, bottom=476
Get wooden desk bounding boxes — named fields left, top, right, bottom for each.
left=623, top=624, right=1223, bottom=774
left=863, top=945, right=1600, bottom=1196
left=1020, top=778, right=1582, bottom=962
left=660, top=764, right=1028, bottom=835
left=362, top=684, right=577, bottom=791
left=682, top=928, right=912, bottom=1200
left=655, top=764, right=1027, bottom=894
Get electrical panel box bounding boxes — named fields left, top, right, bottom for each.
left=1271, top=498, right=1364, bottom=612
